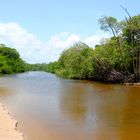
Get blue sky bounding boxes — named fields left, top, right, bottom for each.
left=0, top=0, right=139, bottom=63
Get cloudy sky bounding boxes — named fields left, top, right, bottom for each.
left=0, top=0, right=139, bottom=63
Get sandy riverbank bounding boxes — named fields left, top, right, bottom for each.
left=0, top=103, right=23, bottom=140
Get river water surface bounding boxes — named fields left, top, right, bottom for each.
left=0, top=71, right=140, bottom=140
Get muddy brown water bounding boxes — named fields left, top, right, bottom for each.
left=0, top=71, right=140, bottom=140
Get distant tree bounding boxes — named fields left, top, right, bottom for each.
left=0, top=44, right=26, bottom=75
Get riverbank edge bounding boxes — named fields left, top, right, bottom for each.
left=124, top=82, right=140, bottom=86
left=55, top=72, right=140, bottom=85
left=0, top=103, right=24, bottom=140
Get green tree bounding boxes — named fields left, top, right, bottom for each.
left=57, top=42, right=94, bottom=79
left=99, top=16, right=121, bottom=37
left=99, top=16, right=129, bottom=74
left=122, top=14, right=140, bottom=81
left=0, top=44, right=26, bottom=75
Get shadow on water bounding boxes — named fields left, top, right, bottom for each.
left=60, top=83, right=87, bottom=123
left=119, top=87, right=140, bottom=140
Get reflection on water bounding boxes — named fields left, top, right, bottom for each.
left=0, top=72, right=140, bottom=140
left=60, top=84, right=87, bottom=123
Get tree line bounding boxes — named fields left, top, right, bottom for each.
left=0, top=13, right=140, bottom=83
left=41, top=13, right=140, bottom=83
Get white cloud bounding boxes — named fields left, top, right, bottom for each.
left=0, top=22, right=109, bottom=63
left=45, top=33, right=81, bottom=61
left=84, top=31, right=110, bottom=47
left=0, top=22, right=46, bottom=63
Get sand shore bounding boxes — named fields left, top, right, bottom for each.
left=0, top=103, right=23, bottom=140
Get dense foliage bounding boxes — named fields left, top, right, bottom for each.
left=0, top=44, right=26, bottom=75
left=43, top=14, right=140, bottom=83
left=56, top=42, right=94, bottom=79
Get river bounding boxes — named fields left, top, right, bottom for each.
left=0, top=71, right=140, bottom=140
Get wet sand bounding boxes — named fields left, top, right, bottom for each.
left=0, top=103, right=23, bottom=140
